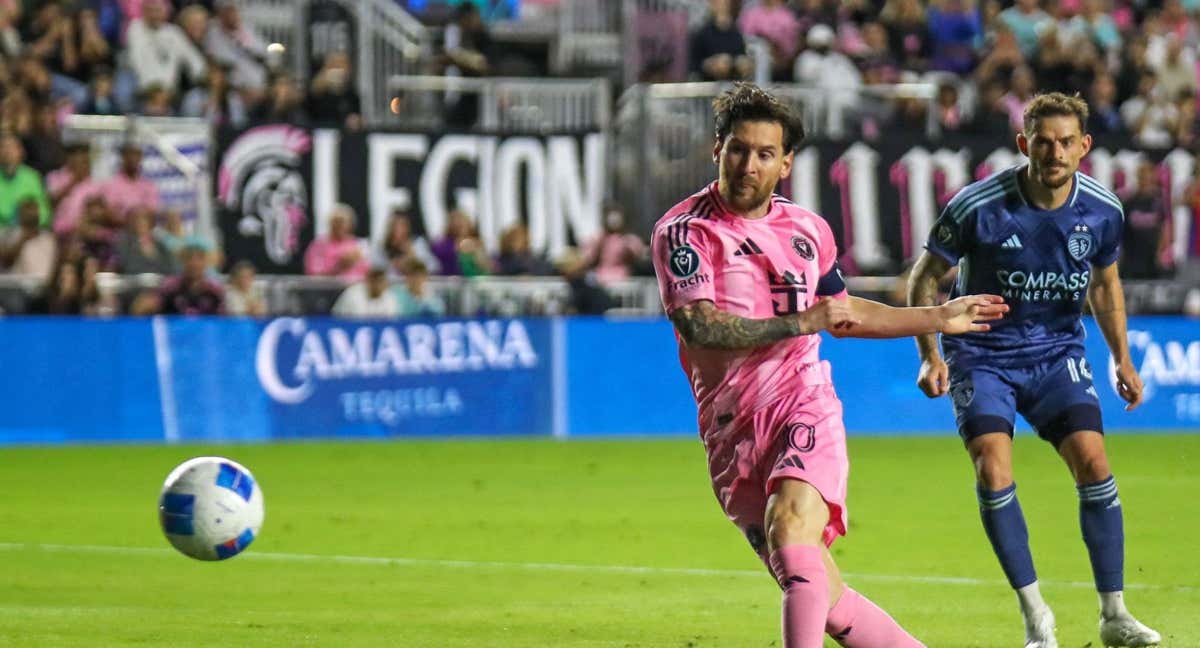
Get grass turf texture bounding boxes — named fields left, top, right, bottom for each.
left=0, top=434, right=1195, bottom=647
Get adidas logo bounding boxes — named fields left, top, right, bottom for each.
left=1000, top=234, right=1023, bottom=249
left=775, top=455, right=806, bottom=471
left=733, top=238, right=764, bottom=256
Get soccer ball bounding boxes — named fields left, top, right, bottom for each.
left=158, top=457, right=265, bottom=561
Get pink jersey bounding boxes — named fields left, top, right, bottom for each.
left=651, top=182, right=847, bottom=436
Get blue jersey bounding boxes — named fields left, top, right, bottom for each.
left=925, top=165, right=1123, bottom=368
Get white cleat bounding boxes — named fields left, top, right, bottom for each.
left=1023, top=609, right=1058, bottom=648
left=1099, top=613, right=1161, bottom=647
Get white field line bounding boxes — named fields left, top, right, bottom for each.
left=0, top=542, right=1192, bottom=593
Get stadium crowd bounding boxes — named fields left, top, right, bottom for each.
left=408, top=0, right=1200, bottom=283
left=0, top=0, right=1198, bottom=317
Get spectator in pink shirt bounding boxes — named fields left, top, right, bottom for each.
left=738, top=0, right=802, bottom=80
left=47, top=143, right=103, bottom=236
left=102, top=141, right=160, bottom=221
left=580, top=203, right=647, bottom=286
left=1000, top=65, right=1037, bottom=133
left=303, top=203, right=370, bottom=280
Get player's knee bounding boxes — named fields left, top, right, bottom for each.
left=971, top=453, right=1013, bottom=491
left=1071, top=452, right=1111, bottom=484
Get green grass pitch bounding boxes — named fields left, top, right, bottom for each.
left=0, top=433, right=1196, bottom=647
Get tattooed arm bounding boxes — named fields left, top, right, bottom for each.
left=907, top=252, right=954, bottom=355
left=669, top=299, right=856, bottom=350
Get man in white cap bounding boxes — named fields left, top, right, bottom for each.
left=794, top=24, right=862, bottom=137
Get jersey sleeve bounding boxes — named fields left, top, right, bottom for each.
left=924, top=196, right=975, bottom=264
left=813, top=215, right=847, bottom=298
left=1092, top=204, right=1124, bottom=267
left=651, top=216, right=717, bottom=313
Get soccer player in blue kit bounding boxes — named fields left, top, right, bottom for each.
left=907, top=92, right=1161, bottom=648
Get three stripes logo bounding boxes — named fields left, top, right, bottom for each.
left=1000, top=234, right=1023, bottom=250
left=733, top=238, right=764, bottom=256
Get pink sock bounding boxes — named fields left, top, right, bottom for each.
left=825, top=587, right=925, bottom=647
left=768, top=545, right=829, bottom=648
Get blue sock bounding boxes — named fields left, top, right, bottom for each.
left=978, top=483, right=1038, bottom=589
left=1078, top=475, right=1124, bottom=592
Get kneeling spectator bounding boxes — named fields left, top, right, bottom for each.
left=159, top=243, right=224, bottom=314
left=332, top=264, right=398, bottom=319
left=395, top=259, right=445, bottom=318
left=224, top=260, right=267, bottom=316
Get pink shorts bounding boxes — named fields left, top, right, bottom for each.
left=703, top=380, right=849, bottom=557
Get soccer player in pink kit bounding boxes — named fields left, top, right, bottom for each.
left=651, top=84, right=1009, bottom=648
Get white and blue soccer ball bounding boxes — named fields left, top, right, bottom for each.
left=158, top=457, right=264, bottom=561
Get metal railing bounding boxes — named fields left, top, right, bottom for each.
left=234, top=0, right=309, bottom=81
left=238, top=0, right=436, bottom=125
left=385, top=75, right=611, bottom=132
left=554, top=0, right=713, bottom=80
left=554, top=1, right=622, bottom=73
left=5, top=273, right=1194, bottom=317
left=77, top=274, right=662, bottom=317
left=353, top=0, right=437, bottom=125
left=615, top=82, right=938, bottom=234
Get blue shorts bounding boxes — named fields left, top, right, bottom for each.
left=947, top=352, right=1103, bottom=447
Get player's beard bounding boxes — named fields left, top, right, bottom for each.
left=1034, top=161, right=1074, bottom=189
left=723, top=178, right=775, bottom=214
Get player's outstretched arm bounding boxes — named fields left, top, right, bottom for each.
left=828, top=294, right=1007, bottom=340
left=669, top=299, right=859, bottom=350
left=1088, top=261, right=1143, bottom=411
left=907, top=251, right=955, bottom=397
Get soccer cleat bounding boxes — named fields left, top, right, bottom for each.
left=1023, top=609, right=1058, bottom=648
left=1099, top=613, right=1161, bottom=647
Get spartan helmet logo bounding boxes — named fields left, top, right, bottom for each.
left=1067, top=224, right=1094, bottom=261
left=217, top=125, right=312, bottom=264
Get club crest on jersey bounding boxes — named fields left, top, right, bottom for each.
left=1067, top=224, right=1094, bottom=261
left=669, top=245, right=701, bottom=278
left=936, top=222, right=954, bottom=246
left=791, top=235, right=815, bottom=261
left=951, top=382, right=975, bottom=409
left=785, top=422, right=816, bottom=452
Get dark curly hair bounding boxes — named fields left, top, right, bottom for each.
left=712, top=83, right=805, bottom=153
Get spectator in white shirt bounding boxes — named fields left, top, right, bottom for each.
left=1121, top=70, right=1180, bottom=149
left=204, top=0, right=269, bottom=101
left=332, top=265, right=399, bottom=319
left=794, top=24, right=863, bottom=138
left=224, top=260, right=267, bottom=317
left=126, top=0, right=206, bottom=95
left=0, top=198, right=57, bottom=286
